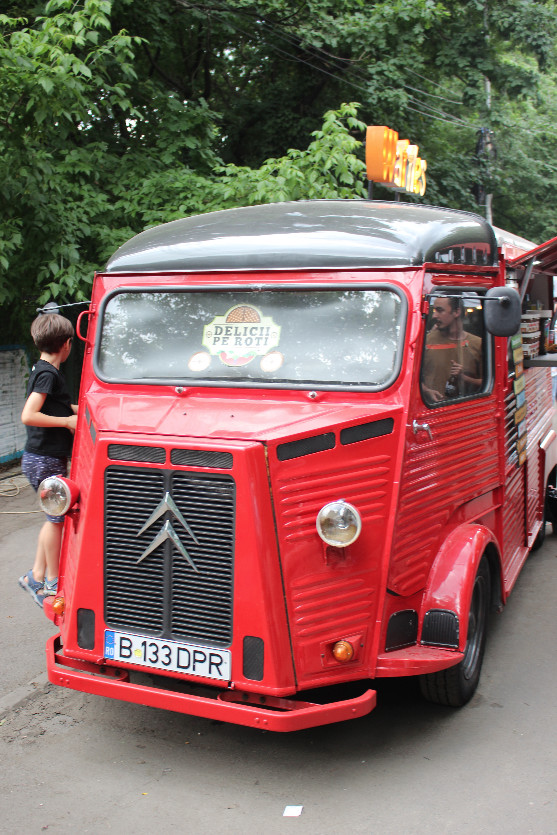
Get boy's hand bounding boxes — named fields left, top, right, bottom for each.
left=66, top=414, right=78, bottom=432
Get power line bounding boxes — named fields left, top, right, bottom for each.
left=175, top=0, right=513, bottom=133
left=405, top=105, right=476, bottom=129
left=405, top=95, right=478, bottom=129
left=247, top=8, right=471, bottom=119
left=199, top=3, right=478, bottom=130
left=403, top=83, right=463, bottom=107
left=174, top=0, right=557, bottom=177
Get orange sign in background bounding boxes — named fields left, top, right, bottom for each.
left=366, top=125, right=427, bottom=196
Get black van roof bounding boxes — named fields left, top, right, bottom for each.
left=105, top=199, right=498, bottom=273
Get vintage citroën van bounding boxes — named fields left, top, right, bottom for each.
left=39, top=199, right=557, bottom=731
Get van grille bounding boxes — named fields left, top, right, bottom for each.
left=104, top=467, right=235, bottom=646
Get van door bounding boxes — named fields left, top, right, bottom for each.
left=388, top=287, right=498, bottom=598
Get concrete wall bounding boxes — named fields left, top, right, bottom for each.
left=0, top=347, right=29, bottom=463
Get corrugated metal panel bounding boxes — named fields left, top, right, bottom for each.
left=525, top=367, right=552, bottom=439
left=389, top=399, right=499, bottom=596
left=504, top=388, right=519, bottom=467
left=502, top=457, right=525, bottom=558
left=276, top=454, right=391, bottom=542
left=525, top=367, right=551, bottom=536
left=501, top=381, right=525, bottom=584
left=290, top=575, right=374, bottom=640
left=501, top=368, right=551, bottom=586
left=0, top=348, right=29, bottom=463
left=274, top=452, right=392, bottom=660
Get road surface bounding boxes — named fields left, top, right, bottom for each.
left=1, top=467, right=556, bottom=834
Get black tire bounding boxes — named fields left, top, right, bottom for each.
left=420, top=556, right=491, bottom=707
left=546, top=481, right=557, bottom=536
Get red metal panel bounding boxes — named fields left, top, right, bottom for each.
left=508, top=234, right=557, bottom=275
left=419, top=523, right=494, bottom=652
left=501, top=462, right=526, bottom=584
left=56, top=435, right=299, bottom=695
left=277, top=454, right=392, bottom=542
left=389, top=397, right=499, bottom=596
left=500, top=367, right=552, bottom=592
left=525, top=367, right=552, bottom=542
left=59, top=406, right=96, bottom=614
left=270, top=431, right=400, bottom=687
left=47, top=636, right=376, bottom=731
left=501, top=386, right=527, bottom=584
left=375, top=645, right=464, bottom=676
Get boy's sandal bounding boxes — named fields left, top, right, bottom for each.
left=18, top=570, right=44, bottom=607
left=37, top=577, right=59, bottom=605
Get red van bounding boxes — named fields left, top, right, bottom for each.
left=40, top=200, right=557, bottom=730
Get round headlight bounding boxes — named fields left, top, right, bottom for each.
left=316, top=500, right=362, bottom=547
left=39, top=476, right=78, bottom=516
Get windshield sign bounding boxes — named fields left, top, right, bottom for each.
left=96, top=288, right=405, bottom=389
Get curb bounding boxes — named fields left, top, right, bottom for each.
left=0, top=673, right=50, bottom=720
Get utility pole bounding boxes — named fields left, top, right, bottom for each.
left=484, top=0, right=493, bottom=225
left=474, top=3, right=495, bottom=223
left=484, top=80, right=493, bottom=225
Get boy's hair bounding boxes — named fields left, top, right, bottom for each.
left=31, top=313, right=74, bottom=353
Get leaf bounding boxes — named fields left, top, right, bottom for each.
left=38, top=76, right=54, bottom=94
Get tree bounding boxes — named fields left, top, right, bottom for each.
left=0, top=2, right=369, bottom=342
left=0, top=0, right=142, bottom=337
left=3, top=0, right=557, bottom=345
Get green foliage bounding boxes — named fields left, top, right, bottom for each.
left=0, top=0, right=141, bottom=336
left=216, top=105, right=367, bottom=207
left=2, top=0, right=557, bottom=344
left=0, top=2, right=369, bottom=341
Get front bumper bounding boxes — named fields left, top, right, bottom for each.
left=47, top=635, right=376, bottom=732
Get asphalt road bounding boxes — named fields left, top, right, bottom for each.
left=1, top=467, right=557, bottom=835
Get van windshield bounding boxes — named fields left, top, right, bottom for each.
left=96, top=287, right=405, bottom=390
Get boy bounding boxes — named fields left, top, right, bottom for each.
left=18, top=312, right=78, bottom=607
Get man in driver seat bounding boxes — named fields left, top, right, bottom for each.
left=422, top=294, right=483, bottom=404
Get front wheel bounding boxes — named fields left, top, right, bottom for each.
left=420, top=556, right=491, bottom=707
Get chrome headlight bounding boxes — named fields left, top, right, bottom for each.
left=316, top=500, right=362, bottom=547
left=39, top=476, right=79, bottom=516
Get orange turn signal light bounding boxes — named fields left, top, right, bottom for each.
left=52, top=596, right=65, bottom=616
left=332, top=640, right=354, bottom=663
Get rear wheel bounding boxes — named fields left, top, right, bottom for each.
left=420, top=556, right=491, bottom=707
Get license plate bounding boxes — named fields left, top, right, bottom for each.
left=104, top=630, right=231, bottom=681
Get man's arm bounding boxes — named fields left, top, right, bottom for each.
left=421, top=384, right=444, bottom=403
left=450, top=360, right=482, bottom=391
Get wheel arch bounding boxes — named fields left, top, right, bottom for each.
left=541, top=429, right=557, bottom=488
left=420, top=523, right=501, bottom=652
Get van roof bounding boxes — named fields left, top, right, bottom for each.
left=105, top=199, right=498, bottom=273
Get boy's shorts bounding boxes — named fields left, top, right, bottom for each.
left=22, top=451, right=68, bottom=523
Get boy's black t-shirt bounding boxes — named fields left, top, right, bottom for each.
left=24, top=359, right=74, bottom=458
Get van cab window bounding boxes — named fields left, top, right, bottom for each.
left=96, top=287, right=406, bottom=390
left=420, top=291, right=487, bottom=405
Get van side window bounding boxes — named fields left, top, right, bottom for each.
left=420, top=291, right=486, bottom=406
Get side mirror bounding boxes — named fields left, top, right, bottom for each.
left=484, top=287, right=521, bottom=336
